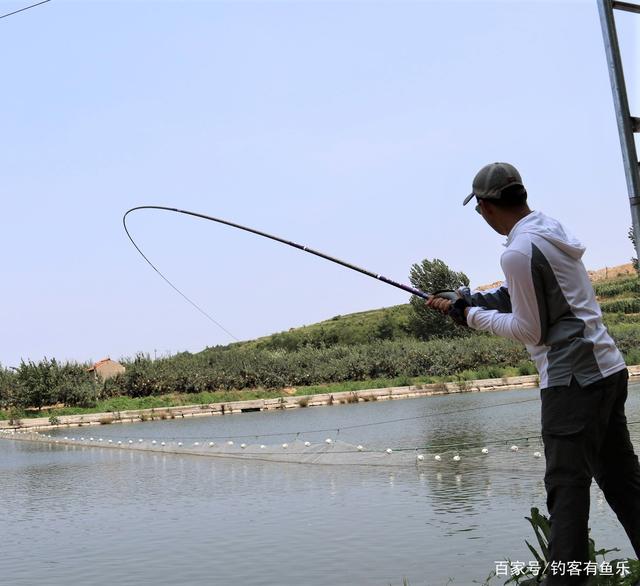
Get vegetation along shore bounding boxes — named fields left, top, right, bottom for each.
left=1, top=262, right=639, bottom=428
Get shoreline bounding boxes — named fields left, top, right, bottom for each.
left=3, top=365, right=639, bottom=431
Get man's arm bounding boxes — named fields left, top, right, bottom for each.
left=460, top=286, right=512, bottom=313
left=466, top=249, right=543, bottom=346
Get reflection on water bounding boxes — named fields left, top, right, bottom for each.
left=1, top=385, right=638, bottom=586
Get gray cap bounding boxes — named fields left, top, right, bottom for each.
left=462, top=162, right=523, bottom=206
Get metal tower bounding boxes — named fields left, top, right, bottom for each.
left=598, top=0, right=640, bottom=255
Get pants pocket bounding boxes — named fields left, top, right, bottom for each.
left=541, top=378, right=603, bottom=436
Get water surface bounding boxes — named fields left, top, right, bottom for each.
left=1, top=384, right=638, bottom=586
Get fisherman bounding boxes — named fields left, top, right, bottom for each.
left=427, top=162, right=640, bottom=584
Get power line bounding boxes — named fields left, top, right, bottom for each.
left=0, top=0, right=50, bottom=20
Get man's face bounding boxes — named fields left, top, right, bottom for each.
left=476, top=198, right=506, bottom=235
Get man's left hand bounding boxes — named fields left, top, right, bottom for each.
left=426, top=296, right=452, bottom=315
left=426, top=294, right=471, bottom=327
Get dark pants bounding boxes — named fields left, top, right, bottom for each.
left=541, top=368, right=640, bottom=585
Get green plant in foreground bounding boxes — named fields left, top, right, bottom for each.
left=500, top=508, right=640, bottom=585
left=393, top=508, right=640, bottom=586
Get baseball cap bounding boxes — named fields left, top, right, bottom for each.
left=462, top=162, right=523, bottom=206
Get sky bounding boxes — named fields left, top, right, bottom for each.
left=1, top=0, right=638, bottom=367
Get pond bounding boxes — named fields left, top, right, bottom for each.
left=1, top=384, right=638, bottom=586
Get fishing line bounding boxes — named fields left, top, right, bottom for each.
left=123, top=207, right=239, bottom=340
left=123, top=206, right=436, bottom=338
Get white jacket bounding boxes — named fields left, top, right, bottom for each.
left=465, top=211, right=626, bottom=389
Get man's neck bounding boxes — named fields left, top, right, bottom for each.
left=501, top=207, right=533, bottom=236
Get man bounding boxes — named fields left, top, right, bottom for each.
left=427, top=162, right=640, bottom=584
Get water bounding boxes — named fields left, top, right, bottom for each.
left=1, top=384, right=639, bottom=586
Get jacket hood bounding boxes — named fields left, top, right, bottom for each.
left=506, top=211, right=586, bottom=260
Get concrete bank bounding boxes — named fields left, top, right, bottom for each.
left=4, top=365, right=640, bottom=431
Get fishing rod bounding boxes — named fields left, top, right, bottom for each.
left=123, top=206, right=459, bottom=337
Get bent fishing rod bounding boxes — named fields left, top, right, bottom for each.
left=123, top=206, right=459, bottom=337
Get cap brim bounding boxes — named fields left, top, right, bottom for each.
left=462, top=192, right=475, bottom=206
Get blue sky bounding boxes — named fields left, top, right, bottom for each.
left=1, top=0, right=638, bottom=366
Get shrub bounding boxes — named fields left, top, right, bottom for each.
left=5, top=336, right=533, bottom=408
left=593, top=276, right=640, bottom=298
left=601, top=298, right=640, bottom=314
left=8, top=407, right=24, bottom=427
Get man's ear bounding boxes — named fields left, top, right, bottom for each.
left=481, top=200, right=495, bottom=216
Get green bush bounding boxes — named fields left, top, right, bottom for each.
left=0, top=365, right=17, bottom=409
left=594, top=276, right=640, bottom=298
left=517, top=361, right=537, bottom=376
left=601, top=298, right=640, bottom=314
left=625, top=348, right=640, bottom=365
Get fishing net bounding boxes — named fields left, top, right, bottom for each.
left=1, top=429, right=546, bottom=469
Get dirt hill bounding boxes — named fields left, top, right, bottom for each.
left=587, top=263, right=635, bottom=282
left=477, top=262, right=635, bottom=290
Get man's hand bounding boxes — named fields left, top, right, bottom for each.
left=426, top=293, right=471, bottom=327
left=426, top=296, right=453, bottom=315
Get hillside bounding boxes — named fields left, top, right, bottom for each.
left=242, top=304, right=413, bottom=351
left=225, top=263, right=639, bottom=354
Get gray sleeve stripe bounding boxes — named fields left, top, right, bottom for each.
left=530, top=243, right=602, bottom=386
left=468, top=287, right=512, bottom=313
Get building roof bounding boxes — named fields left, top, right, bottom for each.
left=87, top=358, right=125, bottom=372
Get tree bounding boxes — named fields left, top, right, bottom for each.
left=0, top=365, right=17, bottom=410
left=408, top=258, right=470, bottom=340
left=15, top=358, right=60, bottom=410
left=629, top=226, right=639, bottom=275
